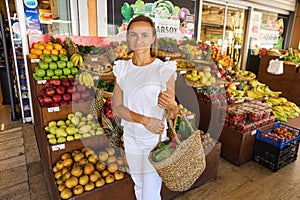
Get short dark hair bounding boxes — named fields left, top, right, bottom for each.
left=126, top=15, right=157, bottom=57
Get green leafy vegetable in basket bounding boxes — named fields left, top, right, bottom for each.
left=153, top=143, right=173, bottom=162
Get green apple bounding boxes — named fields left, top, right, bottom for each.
left=49, top=62, right=58, bottom=70
left=49, top=138, right=57, bottom=145
left=60, top=75, right=67, bottom=78
left=57, top=61, right=67, bottom=69
left=44, top=76, right=50, bottom=80
left=51, top=54, right=59, bottom=62
left=47, top=69, right=54, bottom=77
left=44, top=56, right=52, bottom=63
left=38, top=61, right=49, bottom=70
left=44, top=126, right=50, bottom=132
left=59, top=55, right=68, bottom=62
left=74, top=133, right=82, bottom=140
left=67, top=75, right=74, bottom=78
left=57, top=120, right=66, bottom=127
left=67, top=61, right=74, bottom=68
left=71, top=67, right=79, bottom=75
left=51, top=75, right=59, bottom=79
left=63, top=68, right=71, bottom=75
left=67, top=113, right=74, bottom=120
left=54, top=69, right=63, bottom=76
left=47, top=133, right=56, bottom=139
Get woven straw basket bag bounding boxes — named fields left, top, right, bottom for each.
left=148, top=111, right=206, bottom=192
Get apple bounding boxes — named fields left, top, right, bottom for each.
left=51, top=102, right=59, bottom=107
left=45, top=87, right=55, bottom=97
left=72, top=93, right=81, bottom=102
left=81, top=91, right=90, bottom=100
left=63, top=93, right=71, bottom=102
left=56, top=86, right=66, bottom=95
left=52, top=94, right=62, bottom=103
left=50, top=79, right=61, bottom=86
left=77, top=85, right=86, bottom=92
left=67, top=86, right=75, bottom=94
left=43, top=96, right=53, bottom=105
left=61, top=80, right=70, bottom=87
left=60, top=101, right=68, bottom=106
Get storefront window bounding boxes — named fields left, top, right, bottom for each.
left=200, top=2, right=247, bottom=68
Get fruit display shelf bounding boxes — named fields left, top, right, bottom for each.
left=35, top=118, right=222, bottom=200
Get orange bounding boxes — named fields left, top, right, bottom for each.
left=47, top=41, right=53, bottom=45
left=38, top=44, right=45, bottom=50
left=33, top=43, right=39, bottom=49
left=30, top=48, right=36, bottom=54
left=43, top=49, right=51, bottom=55
left=28, top=53, right=38, bottom=59
left=60, top=49, right=67, bottom=55
left=51, top=49, right=59, bottom=55
left=46, top=44, right=54, bottom=50
left=35, top=49, right=43, bottom=56
left=54, top=44, right=62, bottom=51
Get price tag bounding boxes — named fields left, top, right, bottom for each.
left=93, top=76, right=99, bottom=80
left=52, top=144, right=66, bottom=151
left=251, top=130, right=257, bottom=135
left=37, top=80, right=47, bottom=84
left=179, top=70, right=186, bottom=75
left=48, top=106, right=60, bottom=113
left=31, top=59, right=40, bottom=63
left=91, top=57, right=98, bottom=62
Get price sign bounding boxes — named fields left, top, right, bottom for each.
left=91, top=57, right=98, bottom=62
left=31, top=58, right=40, bottom=63
left=52, top=144, right=66, bottom=151
left=48, top=106, right=60, bottom=113
left=37, top=80, right=46, bottom=84
left=259, top=30, right=279, bottom=45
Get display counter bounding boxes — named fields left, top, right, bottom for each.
left=258, top=55, right=300, bottom=105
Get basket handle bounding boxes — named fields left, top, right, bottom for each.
left=157, top=111, right=181, bottom=145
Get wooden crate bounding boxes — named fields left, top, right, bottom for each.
left=218, top=124, right=274, bottom=166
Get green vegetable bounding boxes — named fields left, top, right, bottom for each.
left=121, top=2, right=133, bottom=22
left=131, top=0, right=145, bottom=15
left=151, top=0, right=175, bottom=19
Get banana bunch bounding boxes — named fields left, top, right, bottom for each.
left=70, top=53, right=83, bottom=67
left=266, top=97, right=300, bottom=122
left=78, top=71, right=94, bottom=88
left=245, top=80, right=282, bottom=99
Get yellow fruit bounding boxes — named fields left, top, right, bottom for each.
left=46, top=44, right=54, bottom=51
left=35, top=49, right=43, bottom=56
left=28, top=53, right=38, bottom=59
left=47, top=41, right=53, bottom=45
left=43, top=49, right=51, bottom=55
left=38, top=44, right=45, bottom=50
left=38, top=41, right=46, bottom=45
left=51, top=49, right=59, bottom=55
left=30, top=48, right=36, bottom=54
left=33, top=43, right=39, bottom=49
left=60, top=49, right=68, bottom=55
left=54, top=44, right=63, bottom=50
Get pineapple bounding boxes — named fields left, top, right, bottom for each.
left=90, top=89, right=105, bottom=117
left=66, top=37, right=79, bottom=55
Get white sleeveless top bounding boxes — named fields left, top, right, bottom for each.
left=113, top=58, right=177, bottom=142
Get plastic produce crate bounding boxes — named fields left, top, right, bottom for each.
left=253, top=139, right=299, bottom=172
left=256, top=122, right=300, bottom=149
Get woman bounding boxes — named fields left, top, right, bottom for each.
left=112, top=15, right=178, bottom=200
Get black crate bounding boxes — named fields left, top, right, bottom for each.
left=253, top=139, right=299, bottom=172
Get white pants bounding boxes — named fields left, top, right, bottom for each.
left=124, top=128, right=166, bottom=200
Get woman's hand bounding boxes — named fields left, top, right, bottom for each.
left=141, top=116, right=165, bottom=134
left=158, top=91, right=177, bottom=110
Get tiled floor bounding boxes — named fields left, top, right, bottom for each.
left=1, top=103, right=300, bottom=200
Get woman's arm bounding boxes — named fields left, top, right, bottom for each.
left=112, top=83, right=165, bottom=134
left=158, top=75, right=178, bottom=119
